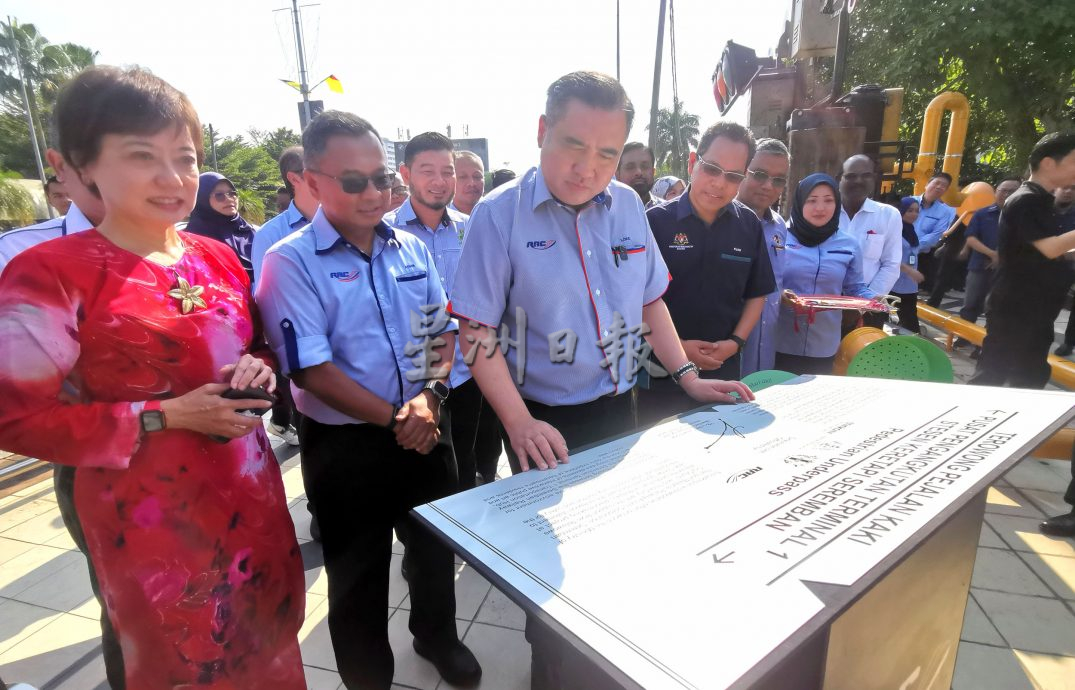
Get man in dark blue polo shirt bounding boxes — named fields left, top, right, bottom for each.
left=638, top=121, right=775, bottom=427
left=959, top=176, right=1021, bottom=328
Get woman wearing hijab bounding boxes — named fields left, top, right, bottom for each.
left=652, top=175, right=685, bottom=202
left=891, top=197, right=924, bottom=332
left=775, top=173, right=878, bottom=375
left=186, top=172, right=258, bottom=281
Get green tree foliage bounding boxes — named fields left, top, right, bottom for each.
left=248, top=127, right=301, bottom=163
left=648, top=99, right=700, bottom=180
left=846, top=0, right=1075, bottom=181
left=0, top=171, right=34, bottom=227
left=202, top=127, right=282, bottom=224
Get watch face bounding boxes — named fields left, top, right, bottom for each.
left=141, top=410, right=165, bottom=433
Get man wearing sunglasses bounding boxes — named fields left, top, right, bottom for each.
left=256, top=111, right=482, bottom=689
left=736, top=138, right=791, bottom=376
left=637, top=121, right=774, bottom=427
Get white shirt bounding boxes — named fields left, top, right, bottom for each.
left=0, top=203, right=94, bottom=276
left=838, top=197, right=903, bottom=295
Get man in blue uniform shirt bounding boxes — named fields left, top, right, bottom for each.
left=736, top=138, right=791, bottom=376
left=251, top=146, right=318, bottom=286
left=959, top=176, right=1022, bottom=328
left=638, top=121, right=774, bottom=426
left=913, top=171, right=957, bottom=291
left=256, top=111, right=481, bottom=689
left=449, top=70, right=752, bottom=690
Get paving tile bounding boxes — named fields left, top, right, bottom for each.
left=1036, top=459, right=1073, bottom=481
left=1, top=506, right=68, bottom=546
left=474, top=587, right=526, bottom=632
left=1004, top=460, right=1071, bottom=493
left=0, top=612, right=102, bottom=688
left=974, top=589, right=1075, bottom=656
left=12, top=479, right=55, bottom=499
left=453, top=564, right=492, bottom=622
left=0, top=498, right=59, bottom=534
left=299, top=594, right=336, bottom=673
left=44, top=528, right=78, bottom=551
left=449, top=622, right=530, bottom=690
left=388, top=553, right=409, bottom=608
left=985, top=514, right=1075, bottom=558
left=388, top=612, right=467, bottom=689
left=0, top=597, right=64, bottom=656
left=960, top=593, right=1005, bottom=646
left=53, top=648, right=107, bottom=689
left=985, top=486, right=1046, bottom=519
left=978, top=522, right=1006, bottom=549
left=304, top=663, right=343, bottom=690
left=12, top=556, right=96, bottom=615
left=289, top=498, right=315, bottom=542
left=0, top=545, right=81, bottom=599
left=971, top=547, right=1053, bottom=597
left=0, top=536, right=35, bottom=566
left=1022, top=489, right=1072, bottom=519
left=1019, top=552, right=1075, bottom=601
left=281, top=464, right=307, bottom=501
left=951, top=642, right=1035, bottom=690
left=1011, top=649, right=1075, bottom=690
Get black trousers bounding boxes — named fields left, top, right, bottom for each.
left=775, top=351, right=836, bottom=376
left=54, top=466, right=126, bottom=689
left=1064, top=309, right=1075, bottom=347
left=1065, top=442, right=1075, bottom=510
left=474, top=396, right=504, bottom=483
left=449, top=377, right=484, bottom=491
left=501, top=393, right=635, bottom=690
left=893, top=291, right=920, bottom=333
left=299, top=414, right=460, bottom=690
left=271, top=374, right=298, bottom=428
left=635, top=354, right=741, bottom=430
left=969, top=306, right=1059, bottom=389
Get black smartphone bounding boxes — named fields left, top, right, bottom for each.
left=209, top=387, right=277, bottom=443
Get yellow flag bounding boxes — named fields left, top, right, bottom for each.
left=326, top=74, right=344, bottom=94
left=280, top=79, right=302, bottom=92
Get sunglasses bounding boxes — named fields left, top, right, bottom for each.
left=212, top=190, right=239, bottom=201
left=695, top=156, right=747, bottom=184
left=307, top=169, right=397, bottom=194
left=747, top=169, right=788, bottom=188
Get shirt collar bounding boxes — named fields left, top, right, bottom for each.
left=285, top=200, right=308, bottom=227
left=532, top=166, right=614, bottom=212
left=392, top=198, right=466, bottom=228
left=65, top=203, right=94, bottom=233
left=312, top=207, right=397, bottom=254
left=676, top=186, right=733, bottom=223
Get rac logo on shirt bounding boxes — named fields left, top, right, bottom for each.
left=330, top=270, right=360, bottom=282
left=526, top=240, right=557, bottom=250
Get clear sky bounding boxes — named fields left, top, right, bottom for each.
left=7, top=0, right=788, bottom=171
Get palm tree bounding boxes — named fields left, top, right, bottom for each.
left=0, top=173, right=34, bottom=228
left=647, top=98, right=700, bottom=180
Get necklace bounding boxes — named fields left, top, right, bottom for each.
left=167, top=272, right=206, bottom=314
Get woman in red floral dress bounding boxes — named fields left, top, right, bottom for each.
left=0, top=66, right=306, bottom=689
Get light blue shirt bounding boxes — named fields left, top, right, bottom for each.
left=742, top=209, right=787, bottom=375
left=450, top=166, right=670, bottom=406
left=251, top=201, right=311, bottom=285
left=255, top=208, right=456, bottom=425
left=891, top=235, right=922, bottom=294
left=912, top=195, right=957, bottom=251
left=775, top=228, right=875, bottom=358
left=0, top=203, right=93, bottom=276
left=384, top=199, right=471, bottom=388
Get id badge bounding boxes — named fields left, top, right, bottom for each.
left=909, top=255, right=917, bottom=266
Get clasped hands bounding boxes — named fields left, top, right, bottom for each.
left=159, top=354, right=275, bottom=440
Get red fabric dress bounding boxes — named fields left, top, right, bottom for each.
left=0, top=230, right=306, bottom=689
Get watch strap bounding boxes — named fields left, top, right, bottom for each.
left=729, top=335, right=746, bottom=353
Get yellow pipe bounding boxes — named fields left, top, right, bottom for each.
left=898, top=92, right=970, bottom=207
left=916, top=303, right=1075, bottom=390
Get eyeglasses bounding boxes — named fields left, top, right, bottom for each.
left=747, top=169, right=788, bottom=188
left=212, top=190, right=239, bottom=201
left=307, top=169, right=397, bottom=194
left=695, top=156, right=747, bottom=184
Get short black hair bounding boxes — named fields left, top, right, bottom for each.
left=278, top=145, right=304, bottom=194
left=618, top=142, right=654, bottom=169
left=1029, top=132, right=1075, bottom=172
left=697, top=121, right=756, bottom=163
left=44, top=175, right=60, bottom=194
left=301, top=110, right=382, bottom=169
left=276, top=186, right=290, bottom=195
left=930, top=171, right=953, bottom=184
left=546, top=71, right=634, bottom=132
left=55, top=65, right=203, bottom=173
left=490, top=169, right=517, bottom=189
left=404, top=131, right=454, bottom=167
left=996, top=174, right=1023, bottom=187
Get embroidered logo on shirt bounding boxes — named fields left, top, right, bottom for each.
left=773, top=234, right=785, bottom=251
left=526, top=240, right=557, bottom=250
left=669, top=232, right=693, bottom=250
left=330, top=271, right=360, bottom=282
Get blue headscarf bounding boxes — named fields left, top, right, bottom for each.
left=186, top=172, right=256, bottom=278
left=899, top=196, right=920, bottom=247
left=789, top=173, right=841, bottom=247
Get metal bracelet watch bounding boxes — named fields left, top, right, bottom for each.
left=423, top=380, right=450, bottom=405
left=728, top=335, right=746, bottom=354
left=670, top=361, right=700, bottom=385
left=140, top=400, right=166, bottom=433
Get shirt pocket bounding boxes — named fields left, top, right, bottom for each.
left=864, top=232, right=884, bottom=261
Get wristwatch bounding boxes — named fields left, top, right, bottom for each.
left=423, top=380, right=450, bottom=405
left=729, top=335, right=746, bottom=354
left=140, top=400, right=166, bottom=433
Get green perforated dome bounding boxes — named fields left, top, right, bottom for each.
left=846, top=335, right=954, bottom=383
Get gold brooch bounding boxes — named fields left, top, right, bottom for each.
left=167, top=275, right=207, bottom=314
